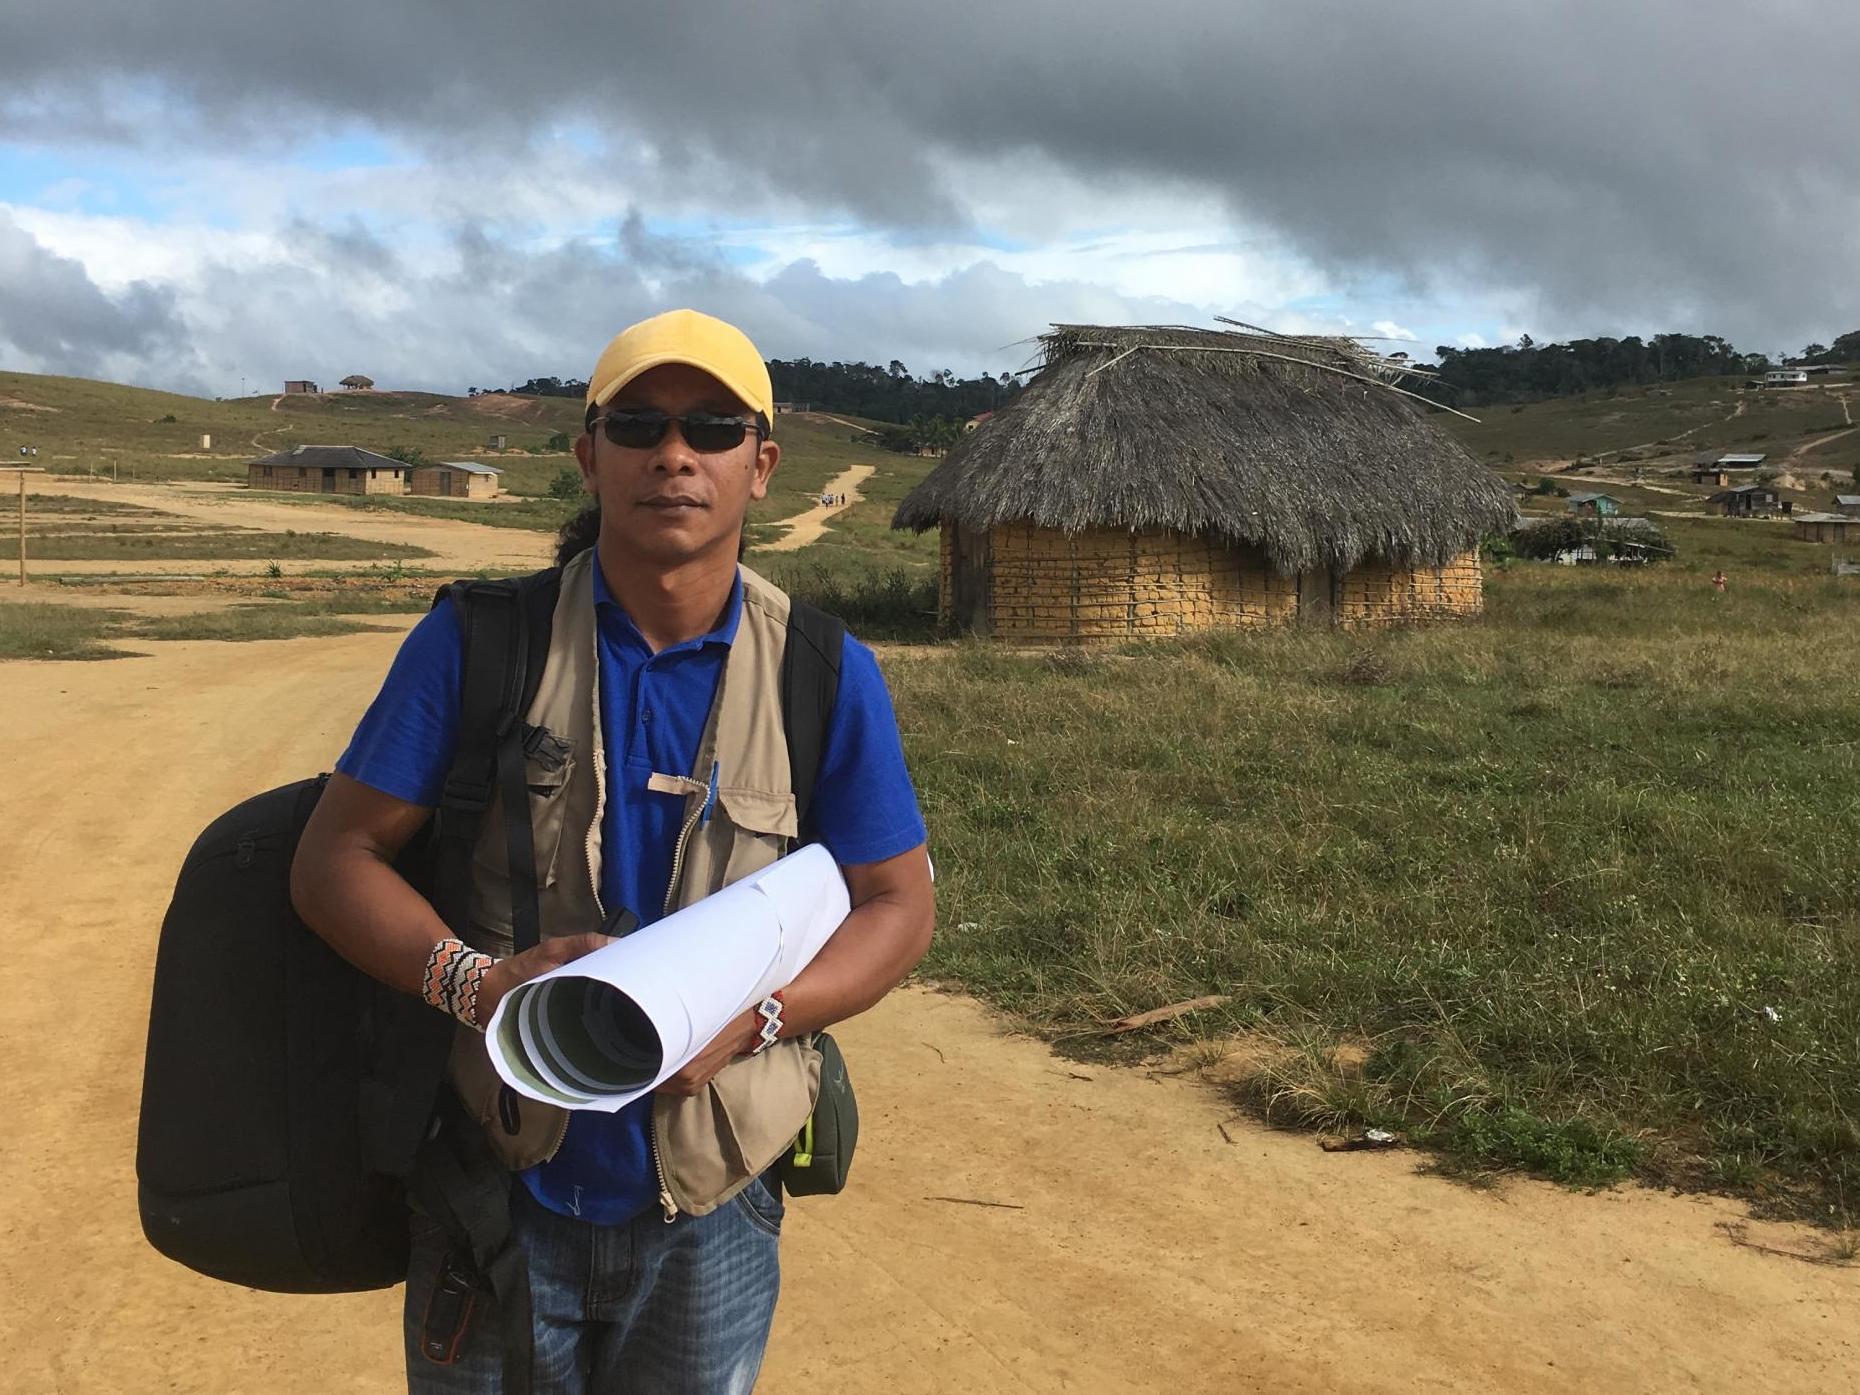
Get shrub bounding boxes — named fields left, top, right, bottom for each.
left=548, top=467, right=585, bottom=501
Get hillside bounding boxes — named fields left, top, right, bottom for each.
left=0, top=371, right=931, bottom=545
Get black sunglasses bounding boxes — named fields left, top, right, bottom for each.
left=592, top=409, right=765, bottom=453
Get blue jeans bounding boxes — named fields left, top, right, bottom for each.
left=405, top=1177, right=783, bottom=1394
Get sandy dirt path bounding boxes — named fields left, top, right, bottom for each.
left=1, top=632, right=1855, bottom=1395
left=753, top=464, right=875, bottom=553
left=21, top=478, right=553, bottom=576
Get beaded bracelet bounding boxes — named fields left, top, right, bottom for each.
left=749, top=990, right=786, bottom=1055
left=421, top=937, right=497, bottom=1032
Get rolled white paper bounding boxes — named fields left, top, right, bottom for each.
left=484, top=843, right=851, bottom=1112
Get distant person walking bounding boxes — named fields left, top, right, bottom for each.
left=1711, top=569, right=1727, bottom=593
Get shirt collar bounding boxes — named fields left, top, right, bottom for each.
left=590, top=555, right=743, bottom=654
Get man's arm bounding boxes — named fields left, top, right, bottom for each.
left=657, top=843, right=934, bottom=1094
left=291, top=771, right=607, bottom=1023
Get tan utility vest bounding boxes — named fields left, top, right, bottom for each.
left=448, top=548, right=822, bottom=1218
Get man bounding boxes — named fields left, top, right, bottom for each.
left=292, top=308, right=934, bottom=1393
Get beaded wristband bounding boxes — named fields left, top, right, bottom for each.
left=749, top=990, right=786, bottom=1055
left=421, top=937, right=497, bottom=1032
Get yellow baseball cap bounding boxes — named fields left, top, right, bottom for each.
left=585, top=309, right=774, bottom=422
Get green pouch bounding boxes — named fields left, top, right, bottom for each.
left=780, top=1032, right=857, bottom=1196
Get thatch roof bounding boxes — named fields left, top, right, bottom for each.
left=893, top=324, right=1517, bottom=574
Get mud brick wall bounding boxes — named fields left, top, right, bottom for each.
left=982, top=524, right=1297, bottom=640
left=1336, top=551, right=1483, bottom=628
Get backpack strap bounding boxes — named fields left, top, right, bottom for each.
left=780, top=598, right=845, bottom=836
left=429, top=569, right=561, bottom=955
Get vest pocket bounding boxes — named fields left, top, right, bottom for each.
left=656, top=1038, right=821, bottom=1216
left=714, top=786, right=799, bottom=883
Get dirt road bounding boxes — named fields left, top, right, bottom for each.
left=1, top=631, right=1855, bottom=1395
left=753, top=464, right=875, bottom=553
left=22, top=478, right=554, bottom=576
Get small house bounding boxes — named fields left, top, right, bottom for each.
left=1793, top=512, right=1858, bottom=544
left=893, top=323, right=1515, bottom=639
left=339, top=374, right=375, bottom=391
left=772, top=401, right=813, bottom=415
left=1765, top=369, right=1810, bottom=387
left=486, top=434, right=508, bottom=451
left=1691, top=452, right=1765, bottom=486
left=1566, top=491, right=1621, bottom=518
left=247, top=444, right=408, bottom=495
left=1710, top=483, right=1783, bottom=517
left=283, top=380, right=320, bottom=396
left=1833, top=494, right=1860, bottom=516
left=409, top=461, right=503, bottom=499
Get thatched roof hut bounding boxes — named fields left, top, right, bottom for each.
left=893, top=324, right=1514, bottom=639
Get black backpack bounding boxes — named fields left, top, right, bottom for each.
left=136, top=565, right=844, bottom=1294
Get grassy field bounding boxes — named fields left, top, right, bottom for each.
left=0, top=598, right=401, bottom=656
left=1443, top=376, right=1855, bottom=469
left=890, top=559, right=1860, bottom=1222
left=25, top=525, right=433, bottom=562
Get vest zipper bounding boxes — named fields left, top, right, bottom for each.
left=661, top=799, right=704, bottom=917
left=649, top=1114, right=677, bottom=1222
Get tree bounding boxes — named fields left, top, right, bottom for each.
left=548, top=467, right=585, bottom=501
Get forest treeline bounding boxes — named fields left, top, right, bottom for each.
left=481, top=330, right=1859, bottom=417
left=1426, top=329, right=1860, bottom=406
left=481, top=359, right=1021, bottom=426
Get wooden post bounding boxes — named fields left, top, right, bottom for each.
left=7, top=468, right=43, bottom=585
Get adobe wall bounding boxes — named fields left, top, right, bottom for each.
left=936, top=524, right=1484, bottom=638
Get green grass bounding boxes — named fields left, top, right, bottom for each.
left=126, top=609, right=392, bottom=642
left=24, top=527, right=433, bottom=562
left=0, top=597, right=406, bottom=657
left=0, top=603, right=136, bottom=659
left=882, top=564, right=1860, bottom=1221
left=257, top=489, right=583, bottom=532
left=1442, top=377, right=1855, bottom=468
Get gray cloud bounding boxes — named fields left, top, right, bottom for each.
left=0, top=213, right=1195, bottom=395
left=3, top=2, right=1858, bottom=349
left=0, top=210, right=187, bottom=378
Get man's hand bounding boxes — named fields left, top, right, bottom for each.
left=477, top=932, right=614, bottom=1028
left=656, top=1007, right=759, bottom=1097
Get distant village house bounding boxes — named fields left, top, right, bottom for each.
left=1792, top=512, right=1858, bottom=544
left=1690, top=451, right=1765, bottom=486
left=1764, top=368, right=1810, bottom=387
left=1565, top=491, right=1621, bottom=518
left=1833, top=494, right=1860, bottom=516
left=282, top=380, right=320, bottom=396
left=339, top=374, right=375, bottom=391
left=409, top=460, right=503, bottom=499
left=1709, top=482, right=1785, bottom=518
left=247, top=444, right=407, bottom=495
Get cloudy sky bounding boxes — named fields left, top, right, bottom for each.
left=1, top=1, right=1856, bottom=397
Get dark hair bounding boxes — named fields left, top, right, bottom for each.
left=555, top=501, right=601, bottom=566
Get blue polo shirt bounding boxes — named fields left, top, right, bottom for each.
left=336, top=559, right=927, bottom=1225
